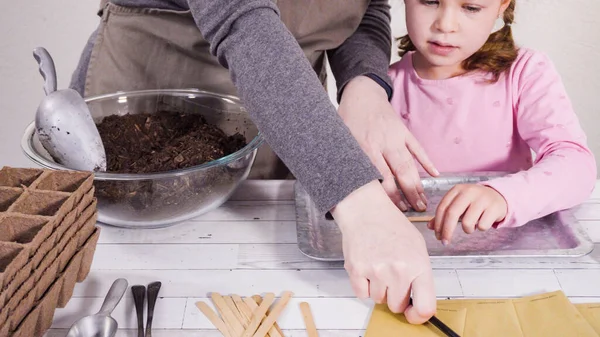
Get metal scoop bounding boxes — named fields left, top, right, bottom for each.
left=32, top=47, right=107, bottom=172
left=66, top=278, right=128, bottom=337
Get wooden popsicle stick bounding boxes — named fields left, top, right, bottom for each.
left=252, top=295, right=284, bottom=337
left=299, top=302, right=318, bottom=337
left=252, top=291, right=294, bottom=337
left=242, top=297, right=273, bottom=337
left=242, top=292, right=276, bottom=337
left=196, top=301, right=233, bottom=337
left=408, top=215, right=434, bottom=222
left=212, top=292, right=246, bottom=337
left=232, top=294, right=253, bottom=325
left=224, top=295, right=247, bottom=328
left=251, top=295, right=263, bottom=304
left=245, top=297, right=283, bottom=337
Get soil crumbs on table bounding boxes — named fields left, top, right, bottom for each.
left=96, top=112, right=247, bottom=174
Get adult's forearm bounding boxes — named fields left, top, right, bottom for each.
left=327, top=0, right=393, bottom=101
left=188, top=0, right=382, bottom=213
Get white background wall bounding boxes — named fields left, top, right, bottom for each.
left=2, top=0, right=599, bottom=173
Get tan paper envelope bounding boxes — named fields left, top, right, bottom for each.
left=364, top=304, right=466, bottom=337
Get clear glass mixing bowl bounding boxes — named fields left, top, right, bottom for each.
left=21, top=89, right=263, bottom=228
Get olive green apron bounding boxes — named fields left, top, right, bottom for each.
left=86, top=0, right=369, bottom=179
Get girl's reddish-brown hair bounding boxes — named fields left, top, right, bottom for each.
left=397, top=0, right=518, bottom=82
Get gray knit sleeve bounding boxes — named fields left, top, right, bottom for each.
left=186, top=0, right=382, bottom=213
left=327, top=0, right=393, bottom=102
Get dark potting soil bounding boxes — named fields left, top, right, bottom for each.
left=96, top=112, right=247, bottom=174
left=93, top=112, right=249, bottom=213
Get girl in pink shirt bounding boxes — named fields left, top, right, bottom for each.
left=389, top=0, right=597, bottom=245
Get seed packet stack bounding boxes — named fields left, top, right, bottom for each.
left=0, top=166, right=101, bottom=337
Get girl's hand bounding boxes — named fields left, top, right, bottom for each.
left=428, top=184, right=508, bottom=245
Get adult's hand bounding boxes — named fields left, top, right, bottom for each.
left=337, top=76, right=438, bottom=211
left=331, top=180, right=437, bottom=324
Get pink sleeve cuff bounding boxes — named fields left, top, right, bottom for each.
left=477, top=179, right=519, bottom=228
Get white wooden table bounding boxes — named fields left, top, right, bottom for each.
left=45, top=180, right=600, bottom=337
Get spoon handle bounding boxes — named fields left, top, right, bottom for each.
left=32, top=47, right=57, bottom=95
left=146, top=281, right=162, bottom=337
left=132, top=285, right=146, bottom=337
left=98, top=278, right=129, bottom=316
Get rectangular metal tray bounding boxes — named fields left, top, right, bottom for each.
left=295, top=173, right=594, bottom=261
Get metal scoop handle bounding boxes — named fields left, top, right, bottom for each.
left=98, top=278, right=129, bottom=316
left=32, top=47, right=57, bottom=95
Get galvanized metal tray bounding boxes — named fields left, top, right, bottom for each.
left=295, top=173, right=594, bottom=261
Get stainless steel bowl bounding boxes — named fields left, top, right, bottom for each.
left=22, top=89, right=263, bottom=228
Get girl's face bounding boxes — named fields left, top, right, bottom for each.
left=405, top=0, right=511, bottom=78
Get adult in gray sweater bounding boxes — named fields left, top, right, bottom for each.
left=71, top=0, right=439, bottom=323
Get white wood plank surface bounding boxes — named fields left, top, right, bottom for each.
left=569, top=297, right=600, bottom=304
left=98, top=220, right=298, bottom=244
left=554, top=269, right=600, bottom=296
left=44, top=180, right=600, bottom=336
left=91, top=244, right=239, bottom=270
left=456, top=269, right=562, bottom=297
left=192, top=202, right=296, bottom=221
left=69, top=269, right=463, bottom=299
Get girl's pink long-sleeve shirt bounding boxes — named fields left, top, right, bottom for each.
left=388, top=48, right=597, bottom=228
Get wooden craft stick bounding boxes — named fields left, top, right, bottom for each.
left=408, top=215, right=434, bottom=222
left=232, top=294, right=253, bottom=326
left=196, top=301, right=233, bottom=337
left=225, top=295, right=247, bottom=328
left=251, top=295, right=263, bottom=304
left=212, top=292, right=246, bottom=337
left=252, top=295, right=284, bottom=337
left=299, top=302, right=318, bottom=337
left=252, top=291, right=294, bottom=337
left=242, top=292, right=276, bottom=337
left=245, top=297, right=283, bottom=337
left=232, top=294, right=262, bottom=335
left=243, top=297, right=268, bottom=336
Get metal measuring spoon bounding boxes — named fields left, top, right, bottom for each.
left=65, top=278, right=128, bottom=337
left=32, top=47, right=107, bottom=172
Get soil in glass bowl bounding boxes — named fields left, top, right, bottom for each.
left=97, top=111, right=246, bottom=173
left=94, top=111, right=247, bottom=212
